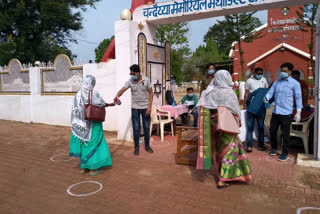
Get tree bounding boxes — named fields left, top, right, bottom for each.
left=156, top=22, right=191, bottom=83
left=184, top=37, right=224, bottom=82
left=0, top=0, right=101, bottom=65
left=296, top=3, right=319, bottom=78
left=95, top=36, right=114, bottom=63
left=204, top=13, right=262, bottom=79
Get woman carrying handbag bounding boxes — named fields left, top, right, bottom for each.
left=196, top=70, right=252, bottom=189
left=69, top=75, right=115, bottom=175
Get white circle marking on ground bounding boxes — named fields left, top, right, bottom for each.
left=297, top=207, right=320, bottom=214
left=50, top=154, right=76, bottom=162
left=67, top=181, right=103, bottom=197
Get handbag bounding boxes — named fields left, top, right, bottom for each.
left=84, top=90, right=106, bottom=122
left=217, top=106, right=240, bottom=134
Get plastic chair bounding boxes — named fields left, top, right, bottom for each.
left=290, top=112, right=314, bottom=154
left=150, top=105, right=174, bottom=141
left=276, top=112, right=314, bottom=154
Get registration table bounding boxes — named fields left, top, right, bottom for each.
left=159, top=105, right=189, bottom=119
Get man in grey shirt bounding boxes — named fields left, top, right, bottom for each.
left=115, top=64, right=154, bottom=156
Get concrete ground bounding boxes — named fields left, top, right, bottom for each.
left=0, top=120, right=320, bottom=214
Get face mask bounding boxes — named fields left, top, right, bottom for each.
left=208, top=69, right=215, bottom=75
left=293, top=77, right=299, bottom=81
left=171, top=80, right=176, bottom=84
left=255, top=74, right=263, bottom=80
left=280, top=72, right=289, bottom=79
left=131, top=74, right=138, bottom=81
left=188, top=94, right=193, bottom=97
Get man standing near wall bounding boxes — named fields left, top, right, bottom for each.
left=264, top=63, right=302, bottom=161
left=115, top=64, right=154, bottom=156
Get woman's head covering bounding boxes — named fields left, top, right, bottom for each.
left=71, top=75, right=106, bottom=142
left=197, top=70, right=240, bottom=117
left=82, top=75, right=96, bottom=91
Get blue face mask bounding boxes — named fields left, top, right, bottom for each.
left=171, top=80, right=176, bottom=84
left=280, top=72, right=289, bottom=79
left=255, top=74, right=263, bottom=80
left=208, top=69, right=215, bottom=75
left=131, top=74, right=138, bottom=81
left=188, top=94, right=193, bottom=97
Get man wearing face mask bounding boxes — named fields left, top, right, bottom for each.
left=243, top=67, right=269, bottom=109
left=179, top=87, right=198, bottom=127
left=264, top=63, right=302, bottom=161
left=115, top=64, right=154, bottom=156
left=200, top=63, right=216, bottom=94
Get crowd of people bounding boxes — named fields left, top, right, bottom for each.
left=68, top=61, right=308, bottom=188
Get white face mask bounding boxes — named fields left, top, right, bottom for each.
left=208, top=69, right=215, bottom=75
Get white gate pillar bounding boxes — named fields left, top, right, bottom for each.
left=114, top=19, right=158, bottom=142
left=314, top=7, right=320, bottom=160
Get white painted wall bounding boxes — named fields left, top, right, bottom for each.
left=0, top=61, right=121, bottom=134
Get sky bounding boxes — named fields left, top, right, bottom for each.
left=68, top=0, right=268, bottom=62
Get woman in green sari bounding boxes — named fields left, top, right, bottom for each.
left=69, top=75, right=114, bottom=175
left=197, top=70, right=252, bottom=189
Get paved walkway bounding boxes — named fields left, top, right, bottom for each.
left=0, top=120, right=320, bottom=214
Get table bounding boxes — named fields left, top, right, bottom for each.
left=159, top=105, right=189, bottom=119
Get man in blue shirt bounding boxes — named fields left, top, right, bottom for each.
left=264, top=63, right=302, bottom=161
left=245, top=85, right=271, bottom=152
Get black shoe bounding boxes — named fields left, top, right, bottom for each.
left=134, top=147, right=139, bottom=156
left=257, top=146, right=267, bottom=151
left=145, top=146, right=154, bottom=153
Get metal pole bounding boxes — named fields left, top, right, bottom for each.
left=314, top=6, right=320, bottom=160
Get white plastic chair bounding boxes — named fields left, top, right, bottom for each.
left=290, top=112, right=314, bottom=154
left=150, top=105, right=174, bottom=141
left=276, top=111, right=314, bottom=154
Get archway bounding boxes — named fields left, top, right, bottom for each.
left=113, top=0, right=320, bottom=160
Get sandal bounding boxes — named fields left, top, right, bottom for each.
left=217, top=183, right=230, bottom=189
left=89, top=170, right=100, bottom=175
left=80, top=169, right=89, bottom=174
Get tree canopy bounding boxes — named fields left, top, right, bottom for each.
left=0, top=0, right=101, bottom=65
left=296, top=3, right=319, bottom=78
left=95, top=36, right=114, bottom=63
left=156, top=22, right=191, bottom=83
left=204, top=13, right=262, bottom=55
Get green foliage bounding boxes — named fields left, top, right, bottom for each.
left=184, top=37, right=224, bottom=81
left=156, top=22, right=191, bottom=83
left=204, top=13, right=263, bottom=79
left=296, top=3, right=319, bottom=78
left=95, top=36, right=114, bottom=63
left=0, top=0, right=100, bottom=65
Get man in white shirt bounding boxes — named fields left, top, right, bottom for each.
left=243, top=67, right=268, bottom=109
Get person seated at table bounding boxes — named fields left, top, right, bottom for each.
left=179, top=87, right=198, bottom=127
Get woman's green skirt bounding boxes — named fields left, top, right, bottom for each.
left=69, top=121, right=112, bottom=170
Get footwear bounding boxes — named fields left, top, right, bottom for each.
left=217, top=183, right=230, bottom=189
left=246, top=147, right=252, bottom=153
left=269, top=149, right=277, bottom=156
left=278, top=154, right=288, bottom=161
left=145, top=146, right=154, bottom=153
left=89, top=170, right=100, bottom=175
left=80, top=169, right=88, bottom=174
left=134, top=147, right=139, bottom=156
left=257, top=146, right=267, bottom=151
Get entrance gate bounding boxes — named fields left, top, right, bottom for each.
left=114, top=0, right=320, bottom=160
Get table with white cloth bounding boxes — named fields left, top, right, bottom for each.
left=159, top=105, right=189, bottom=119
left=238, top=110, right=270, bottom=143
